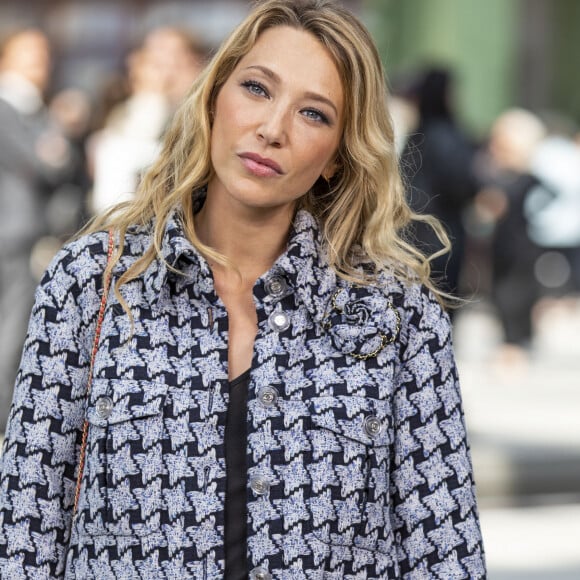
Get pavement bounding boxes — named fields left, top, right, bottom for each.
left=453, top=297, right=580, bottom=579
left=479, top=502, right=580, bottom=579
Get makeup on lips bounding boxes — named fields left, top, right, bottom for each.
left=239, top=152, right=284, bottom=177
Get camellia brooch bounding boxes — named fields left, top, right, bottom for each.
left=324, top=285, right=401, bottom=360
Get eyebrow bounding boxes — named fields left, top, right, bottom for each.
left=244, top=64, right=339, bottom=117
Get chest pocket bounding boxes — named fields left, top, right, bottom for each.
left=306, top=395, right=394, bottom=554
left=79, top=378, right=169, bottom=537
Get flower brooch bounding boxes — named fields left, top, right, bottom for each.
left=323, top=285, right=401, bottom=360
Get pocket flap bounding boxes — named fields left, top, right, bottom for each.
left=310, top=395, right=391, bottom=447
left=86, top=378, right=168, bottom=426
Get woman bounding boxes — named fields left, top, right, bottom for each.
left=0, top=1, right=485, bottom=578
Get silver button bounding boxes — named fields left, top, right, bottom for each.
left=265, top=276, right=287, bottom=298
left=95, top=396, right=114, bottom=419
left=364, top=415, right=383, bottom=438
left=268, top=310, right=290, bottom=332
left=258, top=386, right=279, bottom=408
left=250, top=568, right=272, bottom=580
left=250, top=476, right=270, bottom=496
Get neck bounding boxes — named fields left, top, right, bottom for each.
left=194, top=194, right=295, bottom=286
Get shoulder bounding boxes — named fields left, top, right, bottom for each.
left=0, top=97, right=15, bottom=114
left=39, top=231, right=111, bottom=300
left=374, top=270, right=451, bottom=344
left=40, top=227, right=151, bottom=302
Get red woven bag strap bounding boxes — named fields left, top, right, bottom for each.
left=73, top=228, right=115, bottom=516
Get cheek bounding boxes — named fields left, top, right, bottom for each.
left=210, top=104, right=236, bottom=167
left=214, top=88, right=252, bottom=135
left=296, top=137, right=339, bottom=177
left=209, top=125, right=224, bottom=172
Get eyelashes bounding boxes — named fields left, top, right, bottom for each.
left=301, top=108, right=329, bottom=124
left=240, top=79, right=331, bottom=126
left=241, top=79, right=268, bottom=98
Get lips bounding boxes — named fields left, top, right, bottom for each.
left=239, top=152, right=284, bottom=176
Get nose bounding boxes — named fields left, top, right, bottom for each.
left=256, top=104, right=288, bottom=148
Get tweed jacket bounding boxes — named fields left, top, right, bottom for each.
left=0, top=208, right=485, bottom=579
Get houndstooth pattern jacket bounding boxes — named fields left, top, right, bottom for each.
left=0, top=207, right=485, bottom=579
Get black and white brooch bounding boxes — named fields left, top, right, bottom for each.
left=324, top=285, right=401, bottom=360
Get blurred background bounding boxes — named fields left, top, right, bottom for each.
left=0, top=1, right=578, bottom=578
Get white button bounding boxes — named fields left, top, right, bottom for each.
left=95, top=396, right=114, bottom=419
left=364, top=415, right=382, bottom=438
left=265, top=276, right=287, bottom=298
left=250, top=568, right=272, bottom=580
left=250, top=476, right=270, bottom=496
left=258, top=386, right=279, bottom=408
left=268, top=310, right=290, bottom=332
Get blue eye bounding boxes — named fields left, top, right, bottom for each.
left=241, top=80, right=269, bottom=97
left=302, top=108, right=329, bottom=124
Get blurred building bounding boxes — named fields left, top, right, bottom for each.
left=0, top=1, right=241, bottom=99
left=1, top=0, right=577, bottom=138
left=0, top=0, right=363, bottom=100
left=366, top=0, right=580, bottom=137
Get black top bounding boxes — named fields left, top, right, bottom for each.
left=224, top=369, right=250, bottom=579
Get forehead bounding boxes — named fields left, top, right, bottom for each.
left=234, top=26, right=343, bottom=105
left=242, top=25, right=337, bottom=73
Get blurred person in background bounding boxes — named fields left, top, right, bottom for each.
left=48, top=87, right=94, bottom=224
left=27, top=87, right=96, bottom=281
left=401, top=67, right=478, bottom=298
left=526, top=114, right=580, bottom=296
left=0, top=0, right=485, bottom=577
left=0, top=28, right=73, bottom=433
left=473, top=108, right=547, bottom=366
left=88, top=26, right=207, bottom=215
left=387, top=72, right=420, bottom=156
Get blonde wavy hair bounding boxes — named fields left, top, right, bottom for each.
left=86, top=0, right=450, bottom=305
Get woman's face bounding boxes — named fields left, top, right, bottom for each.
left=207, top=25, right=344, bottom=216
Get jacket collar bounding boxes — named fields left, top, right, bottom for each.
left=140, top=206, right=338, bottom=323
left=266, top=209, right=337, bottom=325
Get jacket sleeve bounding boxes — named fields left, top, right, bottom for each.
left=390, top=286, right=486, bottom=579
left=0, top=247, right=100, bottom=578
